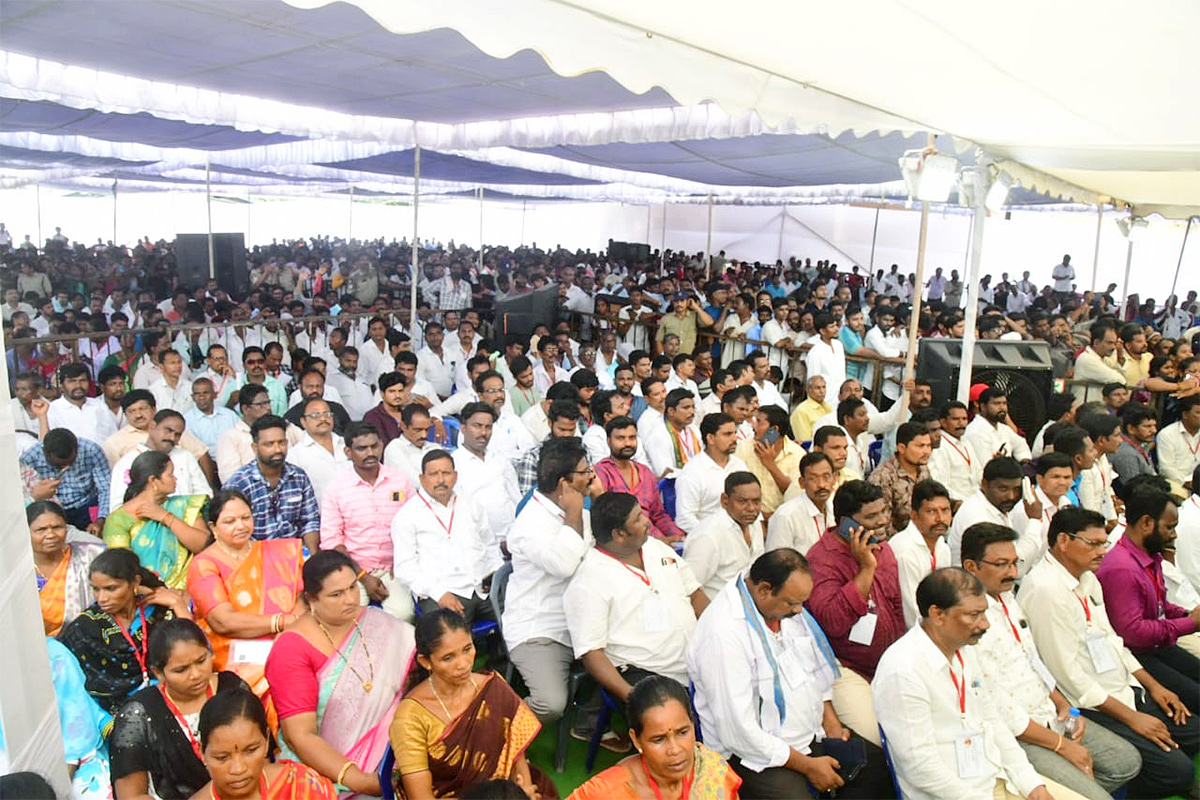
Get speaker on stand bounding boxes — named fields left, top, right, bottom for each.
left=174, top=233, right=248, bottom=298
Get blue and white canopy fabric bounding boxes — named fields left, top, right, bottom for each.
left=0, top=0, right=1196, bottom=216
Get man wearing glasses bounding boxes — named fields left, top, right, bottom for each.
left=285, top=397, right=349, bottom=505
left=1020, top=507, right=1200, bottom=799
left=216, top=383, right=300, bottom=483
left=228, top=346, right=288, bottom=416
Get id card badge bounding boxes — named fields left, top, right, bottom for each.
left=1085, top=630, right=1118, bottom=674
left=848, top=611, right=878, bottom=646
left=954, top=729, right=988, bottom=779
left=1028, top=650, right=1057, bottom=691
left=641, top=592, right=669, bottom=633
left=229, top=638, right=274, bottom=666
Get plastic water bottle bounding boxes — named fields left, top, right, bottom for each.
left=1061, top=707, right=1081, bottom=737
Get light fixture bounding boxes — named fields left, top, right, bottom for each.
left=1116, top=215, right=1148, bottom=241
left=899, top=149, right=959, bottom=203
left=984, top=170, right=1013, bottom=212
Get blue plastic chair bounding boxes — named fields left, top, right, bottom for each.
left=558, top=662, right=590, bottom=772
left=878, top=725, right=903, bottom=799
left=428, top=416, right=460, bottom=449
left=411, top=595, right=499, bottom=643
left=378, top=743, right=396, bottom=800
left=800, top=440, right=813, bottom=452
left=658, top=477, right=677, bottom=519
left=868, top=439, right=883, bottom=471
left=585, top=687, right=622, bottom=773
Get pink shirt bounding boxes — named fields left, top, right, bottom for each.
left=319, top=464, right=414, bottom=571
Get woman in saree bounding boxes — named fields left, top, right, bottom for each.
left=110, top=619, right=250, bottom=800
left=187, top=490, right=304, bottom=712
left=29, top=500, right=106, bottom=636
left=264, top=550, right=415, bottom=799
left=60, top=548, right=192, bottom=715
left=568, top=676, right=740, bottom=800
left=389, top=609, right=557, bottom=800
left=103, top=450, right=210, bottom=590
left=191, top=688, right=337, bottom=800
left=47, top=637, right=113, bottom=800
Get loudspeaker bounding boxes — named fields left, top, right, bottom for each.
left=917, top=338, right=1054, bottom=443
left=607, top=240, right=651, bottom=264
left=493, top=284, right=561, bottom=343
left=174, top=233, right=248, bottom=298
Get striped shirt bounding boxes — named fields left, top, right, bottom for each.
left=223, top=461, right=319, bottom=541
left=20, top=439, right=111, bottom=513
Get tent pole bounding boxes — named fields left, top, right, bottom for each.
left=206, top=155, right=215, bottom=280
left=410, top=145, right=420, bottom=333
left=777, top=205, right=787, bottom=261
left=868, top=207, right=880, bottom=271
left=112, top=179, right=118, bottom=244
left=35, top=183, right=42, bottom=246
left=902, top=199, right=930, bottom=402
left=660, top=202, right=667, bottom=271
left=1167, top=216, right=1194, bottom=302
left=705, top=193, right=713, bottom=280
left=645, top=204, right=651, bottom=244
left=1090, top=206, right=1103, bottom=293
left=1119, top=239, right=1134, bottom=306
left=956, top=191, right=988, bottom=403
left=348, top=184, right=354, bottom=241
left=477, top=187, right=484, bottom=275
left=520, top=200, right=527, bottom=246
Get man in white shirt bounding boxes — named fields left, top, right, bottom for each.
left=415, top=322, right=455, bottom=400
left=565, top=491, right=708, bottom=698
left=684, top=472, right=765, bottom=599
left=643, top=388, right=702, bottom=478
left=285, top=397, right=349, bottom=505
left=109, top=409, right=211, bottom=513
left=149, top=349, right=194, bottom=413
left=964, top=387, right=1033, bottom=463
left=928, top=400, right=984, bottom=510
left=1020, top=507, right=1200, bottom=799
left=663, top=353, right=703, bottom=406
left=1078, top=412, right=1121, bottom=526
left=689, top=547, right=894, bottom=798
left=947, top=456, right=1044, bottom=569
left=804, top=313, right=847, bottom=396
left=192, top=344, right=240, bottom=410
left=325, top=347, right=375, bottom=421
left=382, top=404, right=440, bottom=484
left=617, top=288, right=656, bottom=352
left=1012, top=451, right=1076, bottom=561
left=748, top=351, right=788, bottom=410
left=531, top=336, right=573, bottom=395
left=675, top=412, right=751, bottom=534
left=635, top=377, right=668, bottom=447
left=392, top=449, right=501, bottom=624
left=961, top=522, right=1143, bottom=800
left=355, top=317, right=391, bottom=389
left=474, top=370, right=537, bottom=463
left=1156, top=395, right=1200, bottom=490
left=889, top=480, right=954, bottom=628
left=452, top=402, right=520, bottom=544
left=503, top=438, right=595, bottom=725
left=758, top=298, right=797, bottom=373
left=1178, top=467, right=1200, bottom=599
left=1071, top=321, right=1128, bottom=405
left=768, top=452, right=837, bottom=555
left=874, top=568, right=1071, bottom=800
left=1052, top=255, right=1075, bottom=303
left=48, top=363, right=118, bottom=447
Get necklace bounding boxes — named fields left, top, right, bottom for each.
left=429, top=674, right=478, bottom=722
left=313, top=613, right=375, bottom=692
left=33, top=549, right=68, bottom=581
left=216, top=539, right=253, bottom=563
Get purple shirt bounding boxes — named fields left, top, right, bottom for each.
left=1095, top=534, right=1197, bottom=653
left=594, top=457, right=686, bottom=541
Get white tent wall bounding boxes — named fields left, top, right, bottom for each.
left=2, top=188, right=1196, bottom=299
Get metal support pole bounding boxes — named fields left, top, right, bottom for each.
left=410, top=145, right=420, bottom=331
left=1168, top=216, right=1194, bottom=302
left=1090, top=205, right=1103, bottom=293
left=206, top=155, right=215, bottom=280
left=777, top=205, right=787, bottom=261
left=477, top=187, right=484, bottom=275
left=348, top=184, right=355, bottom=241
left=112, top=179, right=118, bottom=244
left=956, top=197, right=988, bottom=403
left=903, top=200, right=930, bottom=394
left=1119, top=239, right=1135, bottom=307
left=705, top=193, right=714, bottom=280
left=660, top=202, right=667, bottom=271
left=868, top=207, right=880, bottom=271
left=35, top=183, right=42, bottom=246
left=645, top=204, right=652, bottom=244
left=520, top=200, right=527, bottom=246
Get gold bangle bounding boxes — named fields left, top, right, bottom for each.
left=336, top=760, right=354, bottom=786
left=1053, top=734, right=1064, bottom=753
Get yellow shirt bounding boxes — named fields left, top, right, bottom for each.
left=735, top=436, right=807, bottom=515
left=790, top=398, right=833, bottom=443
left=1103, top=351, right=1150, bottom=387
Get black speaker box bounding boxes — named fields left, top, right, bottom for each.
left=492, top=284, right=561, bottom=343
left=917, top=338, right=1054, bottom=443
left=174, top=233, right=248, bottom=298
left=608, top=240, right=650, bottom=264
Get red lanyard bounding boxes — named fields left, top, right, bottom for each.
left=1184, top=429, right=1200, bottom=457
left=998, top=597, right=1021, bottom=643
left=1076, top=594, right=1092, bottom=623
left=113, top=608, right=149, bottom=684
left=598, top=548, right=651, bottom=587
left=642, top=757, right=693, bottom=800
left=1121, top=436, right=1152, bottom=465
left=943, top=436, right=972, bottom=467
left=532, top=492, right=565, bottom=520
left=417, top=493, right=456, bottom=536
left=948, top=652, right=967, bottom=716
left=159, top=682, right=213, bottom=762
left=673, top=426, right=698, bottom=464
left=1145, top=565, right=1165, bottom=605
left=930, top=547, right=938, bottom=572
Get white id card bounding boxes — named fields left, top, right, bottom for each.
left=1029, top=650, right=1057, bottom=691
left=954, top=729, right=988, bottom=779
left=1085, top=630, right=1117, bottom=674
left=229, top=638, right=274, bottom=666
left=641, top=592, right=669, bottom=633
left=847, top=611, right=878, bottom=646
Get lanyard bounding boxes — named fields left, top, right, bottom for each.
left=948, top=652, right=967, bottom=717
left=1076, top=593, right=1092, bottom=623
left=417, top=494, right=456, bottom=536
left=943, top=436, right=972, bottom=467
left=673, top=425, right=698, bottom=465
left=998, top=597, right=1022, bottom=644
left=616, top=461, right=641, bottom=492
left=1144, top=565, right=1165, bottom=605
left=598, top=548, right=651, bottom=587
left=1121, top=436, right=1152, bottom=465
left=113, top=608, right=149, bottom=684
left=1184, top=429, right=1200, bottom=458
left=159, top=682, right=213, bottom=762
left=642, top=757, right=693, bottom=800
left=929, top=547, right=938, bottom=572
left=531, top=492, right=565, bottom=521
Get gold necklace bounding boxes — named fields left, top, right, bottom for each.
left=429, top=674, right=478, bottom=722
left=313, top=612, right=374, bottom=692
left=215, top=538, right=252, bottom=562
left=34, top=550, right=68, bottom=581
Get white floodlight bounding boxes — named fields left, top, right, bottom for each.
left=1116, top=215, right=1149, bottom=241
left=984, top=170, right=1013, bottom=212
left=899, top=149, right=959, bottom=203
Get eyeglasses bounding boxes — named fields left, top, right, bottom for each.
left=480, top=387, right=506, bottom=395
left=1065, top=533, right=1108, bottom=550
left=571, top=466, right=596, bottom=476
left=304, top=411, right=334, bottom=420
left=246, top=400, right=272, bottom=408
left=976, top=558, right=1024, bottom=571
left=244, top=358, right=265, bottom=366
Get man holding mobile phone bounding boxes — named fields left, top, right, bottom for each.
left=688, top=548, right=896, bottom=798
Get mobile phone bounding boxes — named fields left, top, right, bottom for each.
left=823, top=737, right=868, bottom=786
left=836, top=516, right=881, bottom=545
left=1022, top=476, right=1037, bottom=505
left=760, top=429, right=781, bottom=448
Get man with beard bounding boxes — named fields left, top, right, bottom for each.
left=947, top=456, right=1043, bottom=568
left=285, top=397, right=349, bottom=505
left=675, top=413, right=750, bottom=535
left=929, top=401, right=983, bottom=511
left=223, top=415, right=320, bottom=552
left=47, top=362, right=118, bottom=447
left=868, top=422, right=933, bottom=538
left=1021, top=508, right=1200, bottom=799
left=452, top=402, right=520, bottom=545
left=325, top=347, right=374, bottom=421
left=888, top=480, right=954, bottom=629
left=1096, top=488, right=1200, bottom=710
left=1071, top=320, right=1128, bottom=405
left=962, top=523, right=1142, bottom=800
left=964, top=387, right=1033, bottom=462
left=874, top=568, right=1062, bottom=800
left=687, top=548, right=894, bottom=799
left=108, top=409, right=210, bottom=513
left=283, top=369, right=352, bottom=436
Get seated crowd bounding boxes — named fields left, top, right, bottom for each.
left=7, top=234, right=1200, bottom=800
